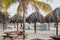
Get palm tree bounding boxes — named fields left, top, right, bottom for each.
left=18, top=0, right=52, bottom=39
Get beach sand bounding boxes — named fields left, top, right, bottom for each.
left=0, top=27, right=60, bottom=40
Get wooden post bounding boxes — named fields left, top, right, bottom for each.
left=2, top=19, right=5, bottom=31
left=17, top=22, right=18, bottom=31
left=34, top=22, right=36, bottom=33
left=3, top=23, right=4, bottom=31
left=56, top=22, right=58, bottom=36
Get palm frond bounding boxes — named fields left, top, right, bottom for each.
left=34, top=1, right=52, bottom=13
left=0, top=0, right=18, bottom=10
left=29, top=0, right=52, bottom=13
left=17, top=5, right=22, bottom=13
left=3, top=12, right=10, bottom=16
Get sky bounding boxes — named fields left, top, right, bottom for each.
left=7, top=0, right=60, bottom=17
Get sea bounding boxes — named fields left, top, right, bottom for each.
left=0, top=23, right=60, bottom=30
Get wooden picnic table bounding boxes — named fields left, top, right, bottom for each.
left=2, top=30, right=23, bottom=40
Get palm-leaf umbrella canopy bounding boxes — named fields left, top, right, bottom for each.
left=26, top=11, right=44, bottom=33
left=11, top=14, right=23, bottom=31
left=52, top=7, right=60, bottom=22
left=26, top=11, right=44, bottom=23
left=0, top=11, right=10, bottom=23
left=11, top=14, right=23, bottom=23
left=0, top=11, right=4, bottom=22
left=44, top=13, right=55, bottom=23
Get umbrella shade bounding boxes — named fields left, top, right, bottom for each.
left=52, top=8, right=60, bottom=22
left=11, top=14, right=23, bottom=23
left=26, top=12, right=44, bottom=23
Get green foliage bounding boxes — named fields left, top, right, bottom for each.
left=0, top=0, right=52, bottom=15
left=0, top=0, right=18, bottom=18
left=0, top=11, right=10, bottom=17
left=3, top=12, right=10, bottom=16
left=0, top=0, right=18, bottom=10
left=30, top=0, right=52, bottom=13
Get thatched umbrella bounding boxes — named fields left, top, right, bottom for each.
left=52, top=7, right=60, bottom=36
left=44, top=13, right=55, bottom=30
left=11, top=13, right=23, bottom=31
left=0, top=11, right=10, bottom=31
left=26, top=11, right=44, bottom=33
left=45, top=13, right=55, bottom=23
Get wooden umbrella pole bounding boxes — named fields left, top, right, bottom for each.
left=3, top=22, right=4, bottom=31
left=17, top=21, right=18, bottom=31
left=3, top=19, right=5, bottom=31
left=34, top=22, right=36, bottom=33
left=56, top=22, right=58, bottom=36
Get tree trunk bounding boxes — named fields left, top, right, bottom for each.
left=34, top=23, right=36, bottom=33
left=23, top=2, right=26, bottom=40
left=22, top=12, right=26, bottom=40
left=20, top=0, right=27, bottom=39
left=56, top=22, right=58, bottom=36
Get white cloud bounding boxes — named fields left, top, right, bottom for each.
left=7, top=2, right=19, bottom=17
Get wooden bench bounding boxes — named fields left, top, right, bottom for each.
left=2, top=31, right=24, bottom=40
